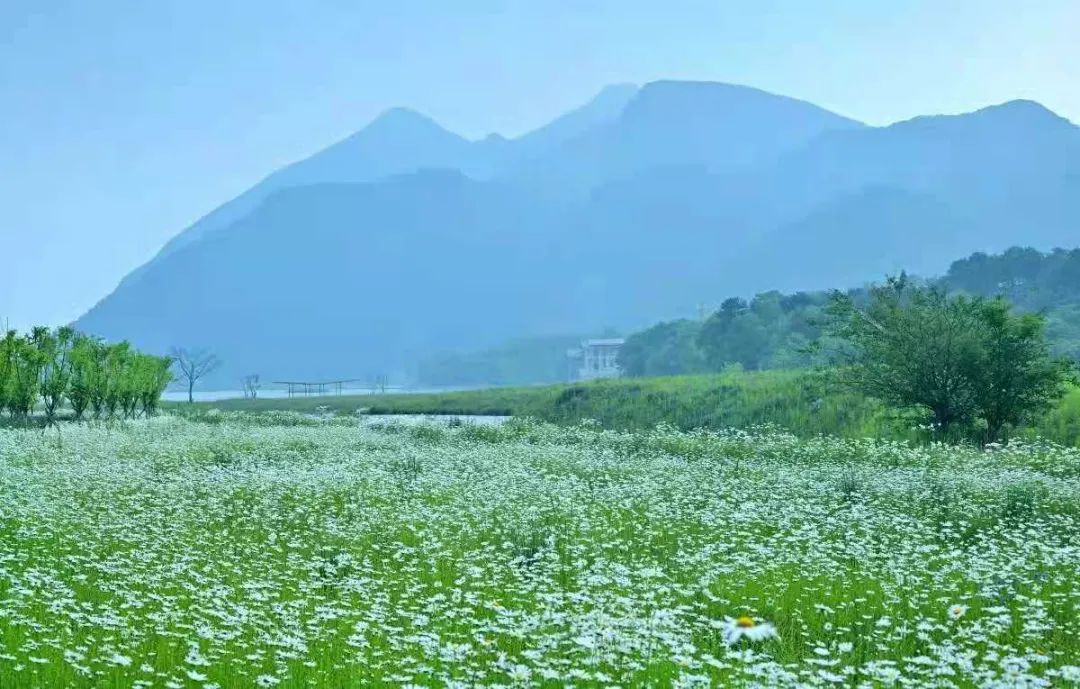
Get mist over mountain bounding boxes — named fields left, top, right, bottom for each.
left=77, top=81, right=1080, bottom=384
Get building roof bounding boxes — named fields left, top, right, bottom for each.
left=582, top=338, right=625, bottom=346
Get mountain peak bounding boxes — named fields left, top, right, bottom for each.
left=891, top=99, right=1075, bottom=134
left=623, top=80, right=864, bottom=129
left=362, top=107, right=460, bottom=139
left=509, top=83, right=638, bottom=154
left=974, top=99, right=1074, bottom=127
left=590, top=82, right=639, bottom=106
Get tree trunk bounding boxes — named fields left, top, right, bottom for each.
left=188, top=379, right=194, bottom=404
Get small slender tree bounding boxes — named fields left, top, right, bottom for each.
left=241, top=374, right=261, bottom=400
left=102, top=343, right=131, bottom=419
left=0, top=330, right=16, bottom=417
left=8, top=334, right=43, bottom=420
left=371, top=374, right=389, bottom=394
left=67, top=334, right=98, bottom=421
left=137, top=354, right=173, bottom=416
left=170, top=347, right=220, bottom=403
left=36, top=326, right=75, bottom=426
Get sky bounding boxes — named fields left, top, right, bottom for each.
left=1, top=0, right=1078, bottom=331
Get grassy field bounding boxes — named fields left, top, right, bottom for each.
left=184, top=370, right=1080, bottom=446
left=0, top=412, right=1077, bottom=687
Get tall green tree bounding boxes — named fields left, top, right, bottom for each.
left=828, top=276, right=985, bottom=436
left=102, top=343, right=132, bottom=419
left=35, top=326, right=75, bottom=426
left=619, top=320, right=705, bottom=377
left=7, top=335, right=43, bottom=419
left=972, top=298, right=1074, bottom=443
left=67, top=334, right=99, bottom=421
left=828, top=276, right=1072, bottom=442
left=0, top=330, right=16, bottom=416
left=136, top=354, right=173, bottom=416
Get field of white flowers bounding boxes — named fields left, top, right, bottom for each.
left=1, top=411, right=1078, bottom=688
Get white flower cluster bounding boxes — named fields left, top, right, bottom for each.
left=0, top=413, right=1076, bottom=687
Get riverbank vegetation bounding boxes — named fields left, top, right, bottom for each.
left=178, top=369, right=1080, bottom=446
left=0, top=327, right=171, bottom=425
left=621, top=247, right=1080, bottom=379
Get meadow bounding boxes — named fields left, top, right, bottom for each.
left=1, top=411, right=1077, bottom=687
left=190, top=370, right=1080, bottom=446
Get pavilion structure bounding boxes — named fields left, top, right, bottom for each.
left=272, top=379, right=366, bottom=397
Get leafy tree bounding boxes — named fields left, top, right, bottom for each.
left=619, top=320, right=705, bottom=377
left=972, top=298, right=1074, bottom=442
left=87, top=342, right=111, bottom=419
left=827, top=276, right=1072, bottom=442
left=67, top=334, right=99, bottom=420
left=0, top=330, right=16, bottom=415
left=7, top=334, right=43, bottom=419
left=136, top=353, right=173, bottom=416
left=35, top=326, right=75, bottom=426
left=828, top=277, right=987, bottom=436
left=699, top=300, right=772, bottom=371
left=103, top=343, right=132, bottom=418
left=0, top=325, right=168, bottom=425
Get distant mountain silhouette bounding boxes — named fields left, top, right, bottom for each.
left=118, top=85, right=637, bottom=285
left=77, top=81, right=1080, bottom=384
left=505, top=80, right=865, bottom=197
left=81, top=171, right=572, bottom=381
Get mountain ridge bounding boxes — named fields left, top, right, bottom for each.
left=76, top=81, right=1080, bottom=384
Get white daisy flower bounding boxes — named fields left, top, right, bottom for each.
left=721, top=615, right=778, bottom=645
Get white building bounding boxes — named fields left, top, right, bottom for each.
left=567, top=338, right=624, bottom=381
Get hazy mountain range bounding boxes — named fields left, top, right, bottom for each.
left=77, top=80, right=1080, bottom=384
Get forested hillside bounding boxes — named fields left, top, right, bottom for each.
left=619, top=247, right=1080, bottom=377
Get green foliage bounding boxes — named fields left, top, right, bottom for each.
left=827, top=276, right=1074, bottom=442
left=0, top=326, right=171, bottom=425
left=34, top=326, right=75, bottom=425
left=974, top=298, right=1075, bottom=442
left=827, top=277, right=984, bottom=435
left=617, top=247, right=1080, bottom=383
left=187, top=367, right=1080, bottom=446
left=618, top=319, right=706, bottom=377
left=191, top=370, right=896, bottom=439
left=2, top=330, right=44, bottom=419
left=942, top=246, right=1080, bottom=310
left=620, top=291, right=839, bottom=378
left=943, top=246, right=1080, bottom=361
left=1033, top=385, right=1080, bottom=446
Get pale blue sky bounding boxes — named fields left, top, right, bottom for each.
left=1, top=0, right=1078, bottom=330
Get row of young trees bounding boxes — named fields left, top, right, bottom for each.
left=0, top=327, right=172, bottom=425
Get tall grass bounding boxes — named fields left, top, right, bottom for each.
left=183, top=370, right=1080, bottom=445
